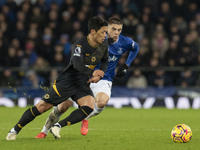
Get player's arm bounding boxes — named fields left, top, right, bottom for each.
left=116, top=40, right=139, bottom=77
left=72, top=45, right=93, bottom=75
left=125, top=41, right=139, bottom=67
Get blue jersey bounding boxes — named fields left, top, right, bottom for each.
left=96, top=34, right=139, bottom=82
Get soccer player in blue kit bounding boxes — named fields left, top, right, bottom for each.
left=36, top=16, right=139, bottom=139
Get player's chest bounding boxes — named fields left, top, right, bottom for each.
left=83, top=46, right=106, bottom=64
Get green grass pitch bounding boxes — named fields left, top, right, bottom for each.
left=0, top=106, right=200, bottom=150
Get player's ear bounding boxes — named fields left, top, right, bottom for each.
left=90, top=29, right=96, bottom=35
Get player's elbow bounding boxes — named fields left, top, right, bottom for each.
left=135, top=42, right=140, bottom=52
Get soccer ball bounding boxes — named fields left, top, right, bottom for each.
left=171, top=124, right=192, bottom=143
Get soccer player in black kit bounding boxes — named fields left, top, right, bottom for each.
left=6, top=16, right=109, bottom=140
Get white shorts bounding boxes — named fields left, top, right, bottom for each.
left=90, top=80, right=112, bottom=98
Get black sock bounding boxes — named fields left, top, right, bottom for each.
left=58, top=106, right=93, bottom=127
left=14, top=106, right=41, bottom=133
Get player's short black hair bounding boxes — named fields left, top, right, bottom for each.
left=108, top=16, right=123, bottom=25
left=88, top=16, right=108, bottom=33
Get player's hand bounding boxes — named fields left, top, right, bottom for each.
left=87, top=76, right=101, bottom=83
left=93, top=70, right=104, bottom=78
left=116, top=64, right=128, bottom=77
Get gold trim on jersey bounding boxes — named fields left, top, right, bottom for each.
left=53, top=81, right=61, bottom=97
left=87, top=36, right=99, bottom=48
left=76, top=45, right=82, bottom=47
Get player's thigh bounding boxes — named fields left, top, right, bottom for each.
left=71, top=84, right=94, bottom=107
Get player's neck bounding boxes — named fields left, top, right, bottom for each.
left=87, top=34, right=98, bottom=47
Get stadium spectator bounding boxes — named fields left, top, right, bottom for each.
left=177, top=45, right=197, bottom=66
left=157, top=1, right=172, bottom=32
left=115, top=0, right=139, bottom=16
left=0, top=0, right=200, bottom=88
left=177, top=68, right=196, bottom=88
left=32, top=56, right=49, bottom=80
left=47, top=10, right=59, bottom=33
left=56, top=34, right=72, bottom=64
left=151, top=24, right=169, bottom=59
left=59, top=11, right=73, bottom=36
left=164, top=40, right=179, bottom=67
left=148, top=67, right=172, bottom=87
left=30, top=6, right=45, bottom=28
left=21, top=40, right=37, bottom=66
left=21, top=70, right=45, bottom=88
left=13, top=21, right=26, bottom=44
left=127, top=68, right=147, bottom=88
left=4, top=46, right=20, bottom=67
left=0, top=68, right=17, bottom=87
left=34, top=0, right=47, bottom=13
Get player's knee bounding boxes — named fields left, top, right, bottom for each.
left=96, top=99, right=107, bottom=108
left=36, top=100, right=53, bottom=113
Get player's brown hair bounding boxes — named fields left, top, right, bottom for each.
left=108, top=16, right=123, bottom=25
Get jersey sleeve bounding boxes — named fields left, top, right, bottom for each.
left=99, top=43, right=109, bottom=73
left=72, top=43, right=93, bottom=75
left=125, top=38, right=139, bottom=67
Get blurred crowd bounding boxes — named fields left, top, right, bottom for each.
left=0, top=0, right=200, bottom=88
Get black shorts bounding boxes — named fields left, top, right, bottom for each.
left=42, top=83, right=94, bottom=106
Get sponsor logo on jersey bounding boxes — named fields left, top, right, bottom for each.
left=85, top=53, right=90, bottom=56
left=74, top=46, right=81, bottom=56
left=108, top=55, right=117, bottom=62
left=91, top=57, right=96, bottom=62
left=86, top=65, right=96, bottom=70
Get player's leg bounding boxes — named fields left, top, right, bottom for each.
left=86, top=80, right=112, bottom=119
left=86, top=92, right=109, bottom=119
left=81, top=80, right=112, bottom=135
left=50, top=95, right=94, bottom=139
left=80, top=92, right=109, bottom=135
left=35, top=100, right=73, bottom=138
left=6, top=100, right=53, bottom=140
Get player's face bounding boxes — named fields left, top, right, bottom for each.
left=108, top=23, right=122, bottom=42
left=94, top=26, right=108, bottom=44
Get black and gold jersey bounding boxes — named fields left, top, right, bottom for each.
left=56, top=36, right=108, bottom=86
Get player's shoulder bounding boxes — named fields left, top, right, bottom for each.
left=119, top=34, right=133, bottom=43
left=74, top=36, right=87, bottom=47
left=120, top=34, right=139, bottom=45
left=101, top=39, right=109, bottom=47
